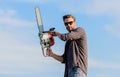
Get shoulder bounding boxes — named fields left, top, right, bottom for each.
left=77, top=27, right=84, bottom=30
left=76, top=27, right=85, bottom=33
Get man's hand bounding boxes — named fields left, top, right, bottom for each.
left=46, top=48, right=54, bottom=57
left=46, top=48, right=63, bottom=62
left=51, top=31, right=58, bottom=36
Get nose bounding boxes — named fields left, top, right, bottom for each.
left=65, top=23, right=71, bottom=27
left=65, top=24, right=70, bottom=28
left=66, top=24, right=71, bottom=30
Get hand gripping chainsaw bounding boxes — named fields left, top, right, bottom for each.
left=35, top=7, right=55, bottom=56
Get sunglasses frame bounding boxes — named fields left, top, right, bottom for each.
left=64, top=21, right=74, bottom=26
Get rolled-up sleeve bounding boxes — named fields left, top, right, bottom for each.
left=57, top=27, right=85, bottom=41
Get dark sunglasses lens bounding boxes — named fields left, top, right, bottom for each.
left=69, top=21, right=73, bottom=25
left=65, top=23, right=68, bottom=25
left=65, top=21, right=73, bottom=26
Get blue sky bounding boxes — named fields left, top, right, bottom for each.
left=0, top=0, right=120, bottom=77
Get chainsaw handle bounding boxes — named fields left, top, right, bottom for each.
left=48, top=33, right=55, bottom=46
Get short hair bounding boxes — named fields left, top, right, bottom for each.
left=63, top=14, right=76, bottom=21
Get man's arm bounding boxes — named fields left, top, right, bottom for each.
left=46, top=48, right=63, bottom=63
left=55, top=27, right=85, bottom=41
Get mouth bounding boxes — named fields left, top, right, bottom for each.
left=66, top=27, right=72, bottom=31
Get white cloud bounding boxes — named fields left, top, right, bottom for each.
left=0, top=17, right=34, bottom=27
left=79, top=0, right=120, bottom=38
left=89, top=58, right=120, bottom=69
left=5, top=0, right=120, bottom=17
left=104, top=24, right=120, bottom=38
left=0, top=7, right=65, bottom=74
left=0, top=8, right=34, bottom=27
left=84, top=0, right=120, bottom=15
left=58, top=0, right=120, bottom=16
left=0, top=30, right=39, bottom=74
left=0, top=9, right=16, bottom=17
left=95, top=74, right=110, bottom=77
left=0, top=8, right=39, bottom=74
left=5, top=0, right=120, bottom=16
left=0, top=29, right=63, bottom=74
left=1, top=0, right=120, bottom=75
left=55, top=0, right=120, bottom=38
left=0, top=30, right=63, bottom=74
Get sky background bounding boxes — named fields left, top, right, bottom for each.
left=0, top=0, right=120, bottom=77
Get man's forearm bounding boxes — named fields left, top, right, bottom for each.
left=51, top=53, right=63, bottom=63
left=55, top=32, right=67, bottom=41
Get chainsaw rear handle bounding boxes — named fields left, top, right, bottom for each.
left=38, top=31, right=55, bottom=57
left=43, top=27, right=55, bottom=34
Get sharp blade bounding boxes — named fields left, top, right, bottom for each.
left=35, top=7, right=44, bottom=33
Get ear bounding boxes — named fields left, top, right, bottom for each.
left=73, top=22, right=77, bottom=28
left=74, top=21, right=76, bottom=26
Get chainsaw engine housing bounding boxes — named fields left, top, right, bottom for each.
left=41, top=33, right=50, bottom=48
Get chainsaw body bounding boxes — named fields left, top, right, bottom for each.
left=35, top=7, right=55, bottom=56
left=39, top=28, right=55, bottom=56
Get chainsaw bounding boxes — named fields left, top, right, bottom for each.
left=35, top=7, right=55, bottom=56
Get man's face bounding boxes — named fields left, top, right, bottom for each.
left=64, top=17, right=76, bottom=32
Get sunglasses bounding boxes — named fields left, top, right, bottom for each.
left=64, top=21, right=74, bottom=26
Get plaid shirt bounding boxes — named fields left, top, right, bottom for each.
left=58, top=27, right=88, bottom=77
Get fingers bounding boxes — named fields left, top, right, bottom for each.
left=51, top=31, right=57, bottom=36
left=46, top=49, right=50, bottom=56
left=46, top=48, right=52, bottom=56
left=48, top=33, right=53, bottom=38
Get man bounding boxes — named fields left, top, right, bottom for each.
left=46, top=14, right=88, bottom=77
